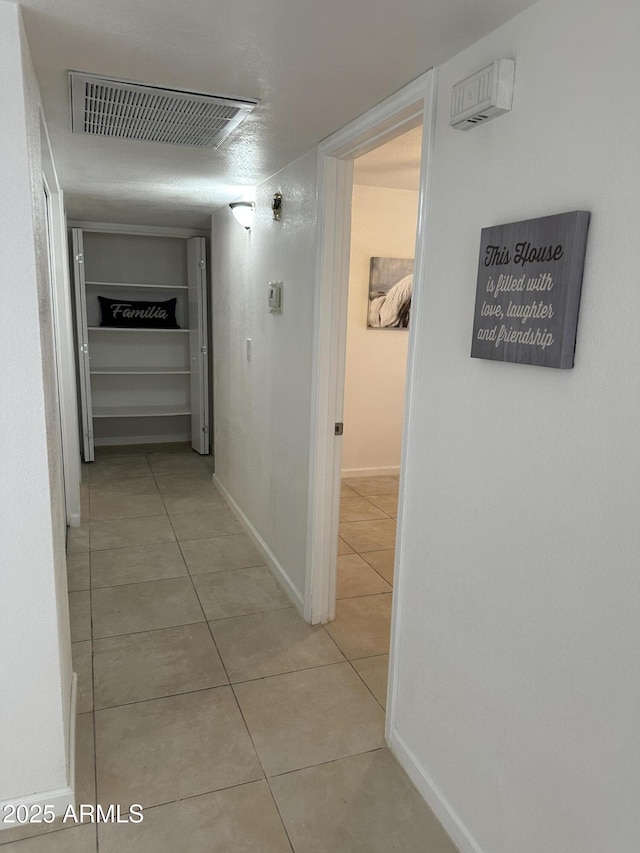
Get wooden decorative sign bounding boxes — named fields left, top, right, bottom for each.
left=471, top=211, right=590, bottom=368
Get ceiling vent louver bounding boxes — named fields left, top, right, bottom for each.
left=69, top=72, right=258, bottom=149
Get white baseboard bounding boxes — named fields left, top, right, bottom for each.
left=0, top=786, right=74, bottom=831
left=212, top=475, right=305, bottom=615
left=341, top=466, right=400, bottom=478
left=0, top=675, right=78, bottom=830
left=388, top=728, right=484, bottom=853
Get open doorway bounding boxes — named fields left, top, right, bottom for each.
left=323, top=126, right=423, bottom=707
left=305, top=70, right=434, bottom=732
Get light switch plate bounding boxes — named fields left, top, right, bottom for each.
left=268, top=281, right=283, bottom=313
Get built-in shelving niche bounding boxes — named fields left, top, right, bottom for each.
left=72, top=228, right=209, bottom=461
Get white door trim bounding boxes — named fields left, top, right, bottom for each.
left=41, top=111, right=82, bottom=525
left=305, top=68, right=436, bottom=628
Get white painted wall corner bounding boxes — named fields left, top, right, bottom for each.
left=389, top=727, right=484, bottom=853
left=0, top=673, right=77, bottom=830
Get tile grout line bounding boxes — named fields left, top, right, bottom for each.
left=90, top=558, right=268, bottom=594
left=88, top=484, right=100, bottom=853
left=84, top=462, right=394, bottom=847
left=266, top=745, right=386, bottom=782
left=89, top=452, right=184, bottom=849
left=334, top=481, right=396, bottom=715
left=344, top=654, right=387, bottom=714
left=263, top=777, right=297, bottom=853
left=92, top=450, right=254, bottom=843
left=184, top=529, right=304, bottom=852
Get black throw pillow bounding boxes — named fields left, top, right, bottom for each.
left=98, top=296, right=180, bottom=329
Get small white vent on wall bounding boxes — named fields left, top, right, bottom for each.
left=450, top=59, right=515, bottom=130
left=69, top=72, right=258, bottom=148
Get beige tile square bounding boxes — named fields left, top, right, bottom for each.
left=98, top=781, right=291, bottom=853
left=67, top=525, right=90, bottom=554
left=141, top=442, right=192, bottom=454
left=91, top=577, right=204, bottom=638
left=94, top=446, right=143, bottom=457
left=95, top=687, right=262, bottom=808
left=234, top=663, right=384, bottom=776
left=270, top=750, right=458, bottom=853
left=169, top=507, right=242, bottom=541
left=324, top=594, right=392, bottom=660
left=67, top=554, right=90, bottom=592
left=362, top=549, right=395, bottom=584
left=72, top=641, right=93, bottom=713
left=93, top=623, right=227, bottom=708
left=339, top=496, right=388, bottom=523
left=180, top=534, right=263, bottom=575
left=89, top=516, right=174, bottom=551
left=367, top=493, right=398, bottom=517
left=91, top=543, right=187, bottom=588
left=147, top=452, right=212, bottom=476
left=154, top=472, right=215, bottom=496
left=69, top=590, right=91, bottom=642
left=337, top=536, right=354, bottom=556
left=337, top=554, right=392, bottom=599
left=210, top=608, right=344, bottom=682
left=160, top=492, right=226, bottom=515
left=89, top=491, right=166, bottom=521
left=88, top=456, right=153, bottom=483
left=0, top=824, right=97, bottom=852
left=89, top=477, right=159, bottom=497
left=352, top=655, right=389, bottom=709
left=0, top=715, right=95, bottom=844
left=342, top=475, right=399, bottom=496
left=80, top=483, right=90, bottom=520
left=193, top=567, right=290, bottom=621
left=338, top=519, right=396, bottom=552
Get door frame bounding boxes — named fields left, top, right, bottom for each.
left=305, top=68, right=436, bottom=720
left=41, top=111, right=83, bottom=525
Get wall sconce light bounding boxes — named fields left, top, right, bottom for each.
left=272, top=192, right=282, bottom=221
left=229, top=201, right=255, bottom=230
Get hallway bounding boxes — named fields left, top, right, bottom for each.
left=1, top=446, right=455, bottom=852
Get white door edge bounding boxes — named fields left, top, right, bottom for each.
left=41, top=110, right=82, bottom=522
left=305, top=68, right=437, bottom=739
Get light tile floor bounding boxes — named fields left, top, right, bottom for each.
left=1, top=450, right=456, bottom=852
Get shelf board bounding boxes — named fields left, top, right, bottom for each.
left=92, top=405, right=192, bottom=419
left=85, top=281, right=187, bottom=290
left=87, top=326, right=189, bottom=333
left=91, top=367, right=190, bottom=375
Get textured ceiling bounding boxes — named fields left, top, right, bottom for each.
left=354, top=125, right=423, bottom=192
left=16, top=0, right=538, bottom=228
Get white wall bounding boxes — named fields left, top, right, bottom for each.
left=0, top=2, right=73, bottom=810
left=341, top=185, right=418, bottom=475
left=211, top=150, right=319, bottom=608
left=391, top=1, right=640, bottom=852
left=212, top=1, right=640, bottom=849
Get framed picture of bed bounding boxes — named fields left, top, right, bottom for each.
left=367, top=257, right=414, bottom=329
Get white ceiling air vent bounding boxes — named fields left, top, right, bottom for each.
left=450, top=59, right=515, bottom=130
left=69, top=71, right=258, bottom=148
